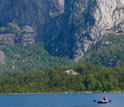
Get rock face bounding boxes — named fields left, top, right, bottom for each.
left=0, top=34, right=16, bottom=45
left=0, top=0, right=124, bottom=60
left=74, top=0, right=124, bottom=61
left=96, top=0, right=124, bottom=29
left=22, top=26, right=36, bottom=46
left=64, top=70, right=78, bottom=75
left=0, top=50, right=5, bottom=64
left=92, top=0, right=124, bottom=39
left=49, top=0, right=65, bottom=17
left=0, top=24, right=36, bottom=46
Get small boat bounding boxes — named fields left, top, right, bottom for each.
left=93, top=100, right=111, bottom=104
left=97, top=101, right=109, bottom=104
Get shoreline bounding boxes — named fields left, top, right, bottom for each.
left=0, top=91, right=123, bottom=95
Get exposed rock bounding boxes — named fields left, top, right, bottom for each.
left=22, top=26, right=36, bottom=46
left=64, top=69, right=78, bottom=75
left=92, top=0, right=124, bottom=37
left=0, top=34, right=16, bottom=45
left=0, top=0, right=124, bottom=60
left=22, top=33, right=36, bottom=46
left=8, top=23, right=21, bottom=32
left=75, top=0, right=124, bottom=60
left=0, top=50, right=5, bottom=64
left=49, top=0, right=65, bottom=17
left=99, top=41, right=113, bottom=49
left=22, top=26, right=35, bottom=33
left=0, top=25, right=36, bottom=46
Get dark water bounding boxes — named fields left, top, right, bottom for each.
left=0, top=93, right=124, bottom=107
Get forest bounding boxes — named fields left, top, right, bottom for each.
left=0, top=64, right=124, bottom=93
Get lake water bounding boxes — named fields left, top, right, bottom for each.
left=0, top=93, right=124, bottom=107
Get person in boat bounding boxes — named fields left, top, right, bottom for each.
left=102, top=96, right=108, bottom=102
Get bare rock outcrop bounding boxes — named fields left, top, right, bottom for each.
left=0, top=50, right=5, bottom=64
left=0, top=0, right=123, bottom=61
left=22, top=26, right=36, bottom=46
left=74, top=0, right=124, bottom=61
left=0, top=34, right=16, bottom=45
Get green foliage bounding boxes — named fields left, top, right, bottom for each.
left=81, top=34, right=124, bottom=66
left=5, top=26, right=15, bottom=33
left=0, top=64, right=124, bottom=93
left=0, top=27, right=5, bottom=32
left=0, top=26, right=15, bottom=34
left=0, top=42, right=74, bottom=72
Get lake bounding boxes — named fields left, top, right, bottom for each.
left=0, top=93, right=124, bottom=107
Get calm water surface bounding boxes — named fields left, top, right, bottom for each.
left=0, top=93, right=124, bottom=107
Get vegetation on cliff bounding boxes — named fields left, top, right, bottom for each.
left=0, top=42, right=73, bottom=72
left=81, top=34, right=124, bottom=66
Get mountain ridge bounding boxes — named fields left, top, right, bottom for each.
left=0, top=0, right=124, bottom=71
left=0, top=0, right=123, bottom=60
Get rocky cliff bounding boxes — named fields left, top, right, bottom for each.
left=73, top=0, right=124, bottom=61
left=0, top=0, right=124, bottom=61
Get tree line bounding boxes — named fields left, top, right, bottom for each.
left=0, top=64, right=124, bottom=93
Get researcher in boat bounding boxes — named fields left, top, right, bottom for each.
left=103, top=96, right=108, bottom=101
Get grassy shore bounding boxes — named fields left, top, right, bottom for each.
left=0, top=90, right=123, bottom=95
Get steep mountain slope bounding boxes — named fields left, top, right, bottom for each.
left=0, top=0, right=123, bottom=58
left=0, top=0, right=124, bottom=71
left=0, top=41, right=73, bottom=72
left=0, top=0, right=64, bottom=37
left=81, top=33, right=124, bottom=66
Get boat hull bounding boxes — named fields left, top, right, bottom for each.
left=97, top=101, right=108, bottom=104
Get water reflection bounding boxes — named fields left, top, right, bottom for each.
left=73, top=103, right=112, bottom=107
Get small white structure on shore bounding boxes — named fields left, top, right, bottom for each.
left=64, top=70, right=78, bottom=75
